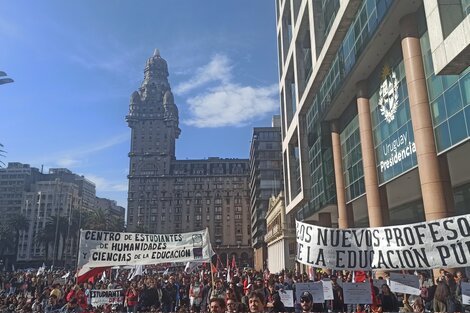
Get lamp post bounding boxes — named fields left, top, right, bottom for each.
left=0, top=71, right=13, bottom=85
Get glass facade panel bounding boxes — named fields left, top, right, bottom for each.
left=445, top=83, right=463, bottom=117
left=449, top=111, right=467, bottom=145
left=421, top=28, right=470, bottom=153
left=301, top=98, right=336, bottom=218
left=431, top=95, right=446, bottom=125
left=341, top=116, right=365, bottom=202
left=435, top=121, right=451, bottom=151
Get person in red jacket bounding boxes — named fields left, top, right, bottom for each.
left=125, top=282, right=139, bottom=313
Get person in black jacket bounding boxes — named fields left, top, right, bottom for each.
left=162, top=276, right=178, bottom=313
left=379, top=284, right=399, bottom=312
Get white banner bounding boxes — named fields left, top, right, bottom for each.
left=90, top=289, right=123, bottom=307
left=78, top=228, right=213, bottom=268
left=296, top=214, right=470, bottom=270
left=389, top=273, right=420, bottom=295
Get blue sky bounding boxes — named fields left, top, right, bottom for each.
left=0, top=1, right=280, bottom=209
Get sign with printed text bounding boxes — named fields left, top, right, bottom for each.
left=295, top=282, right=325, bottom=304
left=78, top=228, right=213, bottom=269
left=278, top=289, right=294, bottom=307
left=90, top=289, right=123, bottom=307
left=342, top=283, right=372, bottom=304
left=461, top=282, right=470, bottom=305
left=321, top=279, right=334, bottom=300
left=372, top=279, right=388, bottom=290
left=389, top=273, right=420, bottom=295
left=296, top=214, right=470, bottom=270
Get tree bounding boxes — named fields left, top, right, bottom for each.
left=9, top=213, right=29, bottom=259
left=42, top=215, right=68, bottom=264
left=0, top=222, right=15, bottom=259
left=34, top=228, right=55, bottom=262
left=84, top=208, right=125, bottom=232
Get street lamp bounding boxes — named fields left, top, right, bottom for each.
left=0, top=71, right=13, bottom=85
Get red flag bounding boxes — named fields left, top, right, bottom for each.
left=211, top=263, right=217, bottom=273
left=217, top=254, right=224, bottom=270
left=77, top=267, right=110, bottom=284
left=354, top=271, right=367, bottom=283
left=231, top=255, right=236, bottom=270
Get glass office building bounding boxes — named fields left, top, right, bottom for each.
left=276, top=0, right=470, bottom=240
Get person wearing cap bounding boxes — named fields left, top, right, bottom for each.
left=299, top=291, right=324, bottom=313
left=299, top=291, right=314, bottom=313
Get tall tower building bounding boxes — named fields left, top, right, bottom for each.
left=125, top=52, right=253, bottom=265
left=126, top=50, right=181, bottom=230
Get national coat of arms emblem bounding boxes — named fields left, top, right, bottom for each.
left=378, top=65, right=399, bottom=123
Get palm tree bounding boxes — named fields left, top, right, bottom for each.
left=44, top=215, right=68, bottom=265
left=9, top=213, right=29, bottom=259
left=34, top=228, right=55, bottom=262
left=84, top=208, right=125, bottom=232
left=0, top=222, right=15, bottom=259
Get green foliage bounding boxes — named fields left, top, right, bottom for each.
left=0, top=213, right=29, bottom=258
left=83, top=208, right=125, bottom=232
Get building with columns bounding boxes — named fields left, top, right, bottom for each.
left=265, top=192, right=296, bottom=273
left=276, top=0, right=469, bottom=267
left=126, top=51, right=253, bottom=266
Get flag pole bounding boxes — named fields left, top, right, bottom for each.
left=211, top=262, right=215, bottom=288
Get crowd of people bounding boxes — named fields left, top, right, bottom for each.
left=0, top=266, right=468, bottom=313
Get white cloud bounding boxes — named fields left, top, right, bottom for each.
left=30, top=133, right=129, bottom=170
left=174, top=54, right=232, bottom=94
left=56, top=157, right=81, bottom=168
left=185, top=83, right=279, bottom=128
left=177, top=54, right=279, bottom=128
left=84, top=174, right=128, bottom=193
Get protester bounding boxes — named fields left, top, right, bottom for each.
left=125, top=282, right=139, bottom=313
left=247, top=290, right=265, bottom=313
left=226, top=297, right=241, bottom=313
left=188, top=276, right=202, bottom=312
left=299, top=291, right=313, bottom=313
left=162, top=276, right=178, bottom=313
left=378, top=283, right=399, bottom=312
left=433, top=281, right=450, bottom=312
left=208, top=298, right=225, bottom=313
